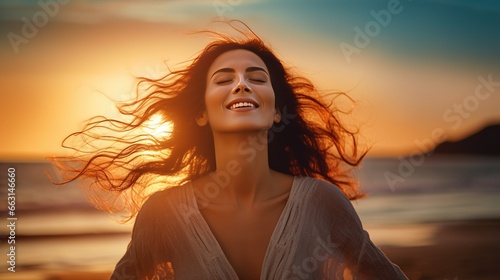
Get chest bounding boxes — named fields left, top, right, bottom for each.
left=199, top=203, right=287, bottom=280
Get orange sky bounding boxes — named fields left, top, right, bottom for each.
left=1, top=1, right=500, bottom=161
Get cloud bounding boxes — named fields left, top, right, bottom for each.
left=0, top=0, right=264, bottom=24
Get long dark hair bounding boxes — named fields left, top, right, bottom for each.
left=49, top=22, right=367, bottom=220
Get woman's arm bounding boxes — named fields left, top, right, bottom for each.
left=316, top=180, right=408, bottom=279
left=110, top=191, right=175, bottom=280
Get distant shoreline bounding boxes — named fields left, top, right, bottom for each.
left=382, top=218, right=500, bottom=280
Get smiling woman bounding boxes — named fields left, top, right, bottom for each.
left=202, top=49, right=277, bottom=134
left=49, top=21, right=407, bottom=279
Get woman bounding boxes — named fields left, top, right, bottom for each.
left=53, top=23, right=407, bottom=279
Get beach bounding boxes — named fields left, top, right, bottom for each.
left=383, top=219, right=500, bottom=280
left=1, top=157, right=499, bottom=279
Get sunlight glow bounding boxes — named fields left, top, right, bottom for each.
left=143, top=114, right=173, bottom=140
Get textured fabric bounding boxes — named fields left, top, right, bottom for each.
left=111, top=176, right=408, bottom=279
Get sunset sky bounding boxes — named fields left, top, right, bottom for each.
left=1, top=0, right=499, bottom=160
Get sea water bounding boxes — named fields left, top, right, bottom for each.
left=0, top=156, right=499, bottom=277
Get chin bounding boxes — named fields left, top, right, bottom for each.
left=213, top=122, right=273, bottom=133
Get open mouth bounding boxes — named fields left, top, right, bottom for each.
left=226, top=99, right=260, bottom=110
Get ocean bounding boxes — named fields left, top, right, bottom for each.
left=0, top=156, right=499, bottom=279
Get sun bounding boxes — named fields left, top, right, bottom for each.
left=143, top=113, right=173, bottom=140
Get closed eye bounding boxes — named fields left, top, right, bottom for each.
left=215, top=79, right=232, bottom=85
left=250, top=79, right=266, bottom=83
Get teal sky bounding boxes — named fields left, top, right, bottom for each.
left=1, top=0, right=499, bottom=159
left=2, top=0, right=499, bottom=67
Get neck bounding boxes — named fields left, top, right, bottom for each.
left=210, top=130, right=273, bottom=207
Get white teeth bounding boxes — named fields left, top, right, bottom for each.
left=230, top=102, right=256, bottom=110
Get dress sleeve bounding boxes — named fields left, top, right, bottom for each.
left=110, top=192, right=175, bottom=280
left=316, top=180, right=408, bottom=280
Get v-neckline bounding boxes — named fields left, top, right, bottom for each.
left=186, top=176, right=298, bottom=279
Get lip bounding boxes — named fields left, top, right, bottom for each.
left=225, top=98, right=260, bottom=111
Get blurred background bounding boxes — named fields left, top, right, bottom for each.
left=1, top=0, right=499, bottom=279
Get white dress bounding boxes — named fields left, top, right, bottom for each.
left=111, top=176, right=408, bottom=279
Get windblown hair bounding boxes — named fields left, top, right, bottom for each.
left=50, top=22, right=367, bottom=220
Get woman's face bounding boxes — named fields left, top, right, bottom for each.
left=204, top=49, right=276, bottom=133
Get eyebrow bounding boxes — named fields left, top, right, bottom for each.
left=211, top=67, right=269, bottom=78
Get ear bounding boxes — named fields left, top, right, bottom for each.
left=274, top=108, right=281, bottom=124
left=196, top=111, right=208, bottom=126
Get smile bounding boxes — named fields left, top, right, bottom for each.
left=230, top=102, right=256, bottom=110
left=226, top=99, right=260, bottom=110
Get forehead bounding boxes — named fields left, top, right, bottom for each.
left=208, top=49, right=268, bottom=74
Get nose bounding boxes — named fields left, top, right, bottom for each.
left=232, top=79, right=252, bottom=94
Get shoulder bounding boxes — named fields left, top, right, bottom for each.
left=143, top=183, right=190, bottom=206
left=295, top=176, right=351, bottom=205
left=296, top=176, right=362, bottom=224
left=134, top=185, right=188, bottom=223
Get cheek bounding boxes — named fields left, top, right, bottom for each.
left=204, top=86, right=217, bottom=104
left=204, top=86, right=226, bottom=116
left=263, top=88, right=276, bottom=108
